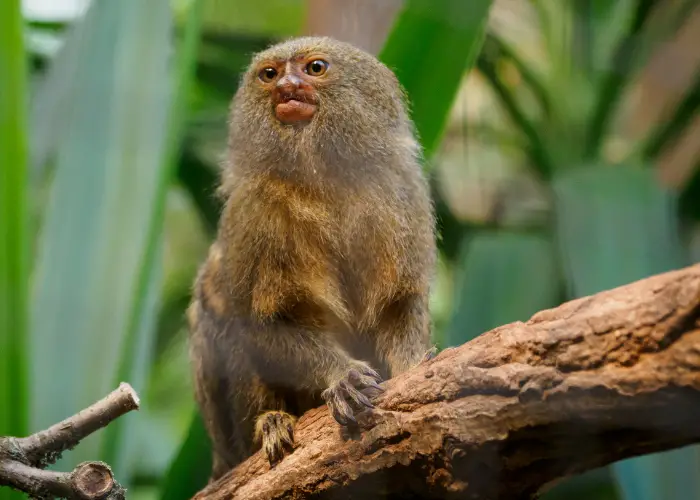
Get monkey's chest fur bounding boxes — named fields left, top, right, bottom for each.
left=213, top=172, right=412, bottom=366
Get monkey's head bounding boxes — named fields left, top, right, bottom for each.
left=226, top=36, right=419, bottom=175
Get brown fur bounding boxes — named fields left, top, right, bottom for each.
left=187, top=36, right=436, bottom=481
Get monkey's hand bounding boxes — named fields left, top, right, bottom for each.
left=254, top=411, right=297, bottom=466
left=321, top=361, right=384, bottom=426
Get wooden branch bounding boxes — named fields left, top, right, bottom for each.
left=0, top=382, right=140, bottom=500
left=195, top=264, right=700, bottom=500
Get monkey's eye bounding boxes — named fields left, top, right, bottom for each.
left=258, top=67, right=278, bottom=83
left=305, top=59, right=329, bottom=76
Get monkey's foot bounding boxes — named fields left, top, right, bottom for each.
left=322, top=362, right=384, bottom=426
left=254, top=411, right=297, bottom=466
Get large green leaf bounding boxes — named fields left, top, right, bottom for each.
left=0, top=0, right=29, bottom=498
left=446, top=230, right=561, bottom=346
left=552, top=164, right=686, bottom=295
left=552, top=164, right=698, bottom=500
left=613, top=450, right=700, bottom=500
left=28, top=15, right=86, bottom=178
left=29, top=0, right=174, bottom=477
left=0, top=0, right=29, bottom=436
left=101, top=237, right=165, bottom=482
left=379, top=0, right=494, bottom=159
left=100, top=0, right=204, bottom=479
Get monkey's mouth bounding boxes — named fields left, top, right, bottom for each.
left=274, top=93, right=318, bottom=124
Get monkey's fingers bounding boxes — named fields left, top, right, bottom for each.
left=360, top=385, right=384, bottom=402
left=322, top=386, right=356, bottom=425
left=323, top=362, right=386, bottom=427
left=339, top=379, right=374, bottom=409
left=348, top=369, right=384, bottom=393
left=354, top=363, right=382, bottom=382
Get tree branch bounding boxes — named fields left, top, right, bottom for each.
left=0, top=382, right=140, bottom=499
left=195, top=263, right=700, bottom=500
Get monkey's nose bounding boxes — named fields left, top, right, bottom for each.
left=276, top=74, right=303, bottom=93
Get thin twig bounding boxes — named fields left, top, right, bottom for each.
left=0, top=460, right=124, bottom=500
left=0, top=382, right=140, bottom=499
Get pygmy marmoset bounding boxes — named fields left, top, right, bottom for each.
left=187, top=36, right=436, bottom=481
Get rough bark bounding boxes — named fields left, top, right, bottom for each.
left=194, top=264, right=700, bottom=500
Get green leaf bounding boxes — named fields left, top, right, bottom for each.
left=159, top=411, right=213, bottom=500
left=552, top=164, right=686, bottom=295
left=101, top=237, right=165, bottom=480
left=101, top=0, right=204, bottom=478
left=445, top=231, right=561, bottom=346
left=0, top=3, right=29, bottom=500
left=0, top=0, right=29, bottom=460
left=613, top=450, right=700, bottom=500
left=29, top=0, right=175, bottom=476
left=379, top=0, right=494, bottom=159
left=28, top=15, right=86, bottom=178
left=551, top=163, right=699, bottom=500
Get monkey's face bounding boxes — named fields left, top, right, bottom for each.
left=254, top=56, right=327, bottom=126
left=228, top=37, right=416, bottom=169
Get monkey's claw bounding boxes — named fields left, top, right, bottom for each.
left=254, top=411, right=296, bottom=466
left=322, top=362, right=384, bottom=426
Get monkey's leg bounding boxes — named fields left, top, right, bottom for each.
left=189, top=307, right=268, bottom=480
left=254, top=411, right=296, bottom=466
left=236, top=316, right=384, bottom=426
left=376, top=293, right=433, bottom=378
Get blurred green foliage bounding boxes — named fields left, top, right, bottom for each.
left=1, top=0, right=698, bottom=499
